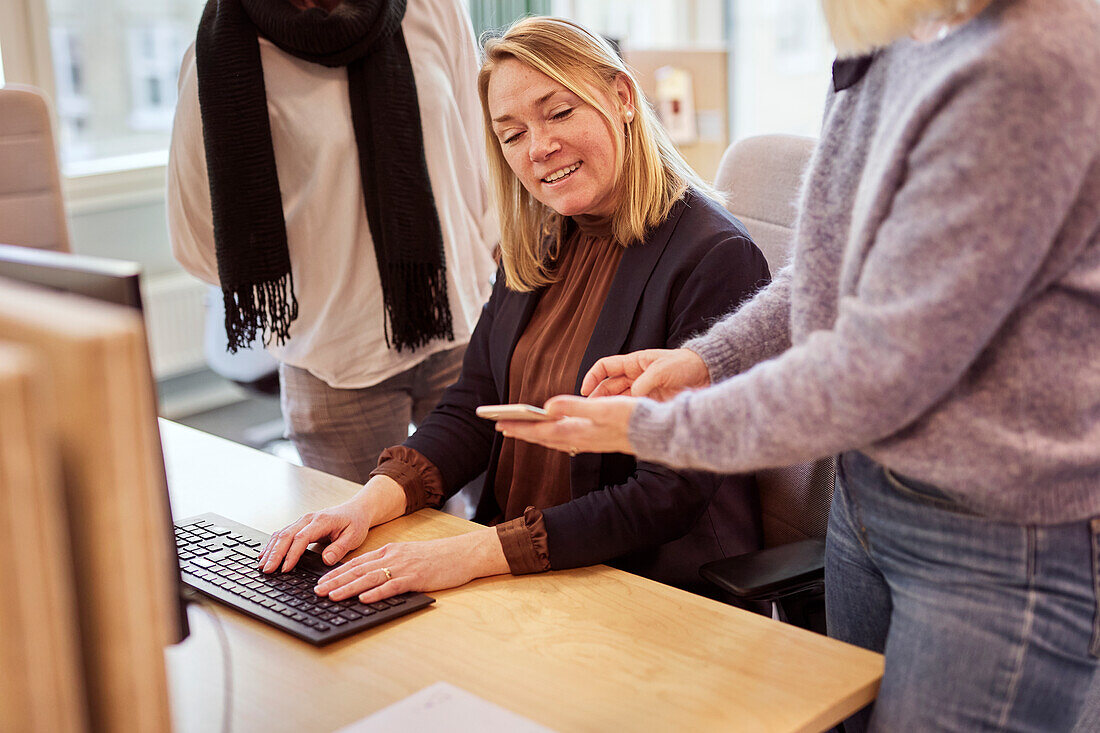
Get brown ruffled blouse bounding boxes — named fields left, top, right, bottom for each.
left=371, top=215, right=622, bottom=574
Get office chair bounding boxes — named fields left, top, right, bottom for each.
left=699, top=134, right=836, bottom=633
left=0, top=84, right=72, bottom=253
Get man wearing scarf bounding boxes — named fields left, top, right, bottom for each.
left=168, top=0, right=497, bottom=483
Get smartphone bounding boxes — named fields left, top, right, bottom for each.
left=475, top=403, right=555, bottom=421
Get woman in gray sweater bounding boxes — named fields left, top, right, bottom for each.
left=502, top=0, right=1100, bottom=728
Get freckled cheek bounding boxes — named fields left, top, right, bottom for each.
left=502, top=150, right=536, bottom=188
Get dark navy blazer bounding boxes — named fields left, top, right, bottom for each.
left=406, top=191, right=770, bottom=593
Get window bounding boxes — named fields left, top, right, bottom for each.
left=126, top=24, right=191, bottom=133
left=728, top=0, right=834, bottom=139
left=49, top=27, right=91, bottom=159
left=37, top=0, right=204, bottom=176
left=550, top=0, right=726, bottom=49
left=547, top=0, right=834, bottom=162
left=469, top=0, right=551, bottom=37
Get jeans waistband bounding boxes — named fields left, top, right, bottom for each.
left=841, top=450, right=976, bottom=514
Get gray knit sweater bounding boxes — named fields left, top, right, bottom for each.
left=629, top=0, right=1100, bottom=524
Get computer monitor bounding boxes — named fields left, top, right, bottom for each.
left=0, top=243, right=189, bottom=633
left=0, top=249, right=189, bottom=730
left=0, top=242, right=144, bottom=309
left=0, top=342, right=89, bottom=731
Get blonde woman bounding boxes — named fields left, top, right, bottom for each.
left=260, top=18, right=769, bottom=600
left=505, top=0, right=1100, bottom=729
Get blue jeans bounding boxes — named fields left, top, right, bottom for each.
left=826, top=451, right=1100, bottom=732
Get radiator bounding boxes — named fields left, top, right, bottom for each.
left=141, top=271, right=207, bottom=379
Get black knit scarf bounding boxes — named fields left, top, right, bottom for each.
left=195, top=0, right=452, bottom=352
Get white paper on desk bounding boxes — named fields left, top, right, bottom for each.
left=335, top=681, right=555, bottom=733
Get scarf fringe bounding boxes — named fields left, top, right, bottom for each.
left=382, top=262, right=454, bottom=352
left=223, top=273, right=299, bottom=352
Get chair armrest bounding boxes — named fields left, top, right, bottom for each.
left=699, top=538, right=825, bottom=602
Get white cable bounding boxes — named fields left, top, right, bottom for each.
left=184, top=591, right=233, bottom=733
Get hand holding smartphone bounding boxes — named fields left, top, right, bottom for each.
left=475, top=403, right=556, bottom=421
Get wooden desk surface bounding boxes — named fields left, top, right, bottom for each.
left=161, top=420, right=882, bottom=733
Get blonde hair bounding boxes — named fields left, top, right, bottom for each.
left=478, top=16, right=717, bottom=292
left=823, top=0, right=986, bottom=56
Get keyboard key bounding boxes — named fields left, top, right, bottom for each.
left=367, top=602, right=389, bottom=612
left=330, top=617, right=348, bottom=626
left=338, top=610, right=360, bottom=621
left=209, top=527, right=232, bottom=536
left=383, top=597, right=406, bottom=607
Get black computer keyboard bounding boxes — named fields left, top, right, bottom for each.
left=174, top=513, right=434, bottom=645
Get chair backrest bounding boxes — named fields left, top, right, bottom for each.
left=0, top=84, right=71, bottom=253
left=715, top=134, right=836, bottom=547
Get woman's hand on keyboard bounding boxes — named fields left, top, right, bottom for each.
left=312, top=528, right=509, bottom=603
left=258, top=474, right=407, bottom=573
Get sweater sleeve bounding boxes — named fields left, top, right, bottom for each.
left=165, top=43, right=220, bottom=286
left=682, top=265, right=793, bottom=382
left=630, top=52, right=1100, bottom=474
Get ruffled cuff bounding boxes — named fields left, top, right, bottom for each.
left=369, top=446, right=446, bottom=514
left=495, top=506, right=551, bottom=575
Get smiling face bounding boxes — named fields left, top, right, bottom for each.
left=487, top=57, right=632, bottom=219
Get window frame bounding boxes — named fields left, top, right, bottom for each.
left=0, top=0, right=167, bottom=215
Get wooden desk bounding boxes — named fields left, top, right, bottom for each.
left=161, top=420, right=882, bottom=733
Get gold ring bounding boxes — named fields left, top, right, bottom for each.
left=381, top=567, right=392, bottom=580
left=568, top=446, right=578, bottom=457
